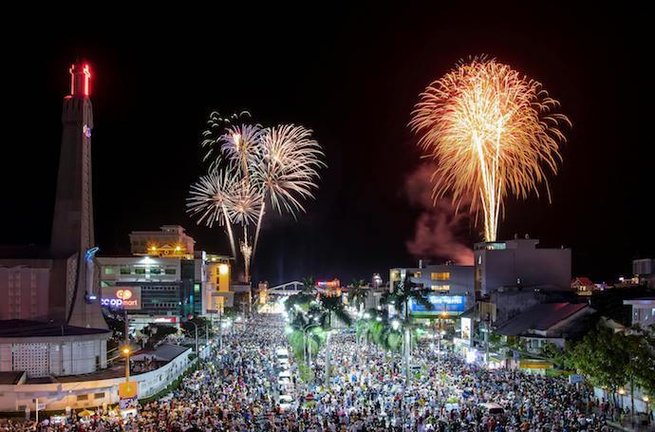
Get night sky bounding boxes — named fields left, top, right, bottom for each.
left=1, top=4, right=651, bottom=285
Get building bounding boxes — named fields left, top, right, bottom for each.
left=474, top=237, right=571, bottom=296
left=623, top=297, right=655, bottom=327
left=98, top=246, right=232, bottom=327
left=0, top=320, right=109, bottom=377
left=0, top=259, right=52, bottom=320
left=129, top=225, right=196, bottom=257
left=389, top=263, right=474, bottom=318
left=571, top=277, right=596, bottom=296
left=495, top=303, right=596, bottom=353
left=633, top=258, right=655, bottom=288
left=0, top=343, right=196, bottom=412
left=0, top=63, right=109, bottom=378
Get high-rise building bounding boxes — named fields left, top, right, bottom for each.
left=474, top=237, right=571, bottom=296
left=0, top=62, right=109, bottom=377
left=633, top=258, right=655, bottom=288
left=49, top=63, right=106, bottom=329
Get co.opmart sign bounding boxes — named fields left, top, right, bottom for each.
left=101, top=286, right=141, bottom=310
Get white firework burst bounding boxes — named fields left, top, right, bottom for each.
left=255, top=124, right=325, bottom=215
left=226, top=180, right=263, bottom=226
left=186, top=169, right=237, bottom=228
left=200, top=111, right=252, bottom=171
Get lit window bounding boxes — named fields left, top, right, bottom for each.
left=414, top=272, right=421, bottom=278
left=103, top=267, right=115, bottom=275
left=431, top=272, right=450, bottom=281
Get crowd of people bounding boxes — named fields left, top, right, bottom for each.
left=0, top=314, right=636, bottom=431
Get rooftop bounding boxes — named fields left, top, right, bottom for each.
left=572, top=277, right=594, bottom=286
left=495, top=303, right=588, bottom=336
left=29, top=344, right=192, bottom=384
left=0, top=320, right=110, bottom=338
left=131, top=344, right=190, bottom=362
left=0, top=371, right=26, bottom=385
left=0, top=244, right=50, bottom=260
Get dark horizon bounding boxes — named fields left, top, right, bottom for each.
left=1, top=4, right=652, bottom=285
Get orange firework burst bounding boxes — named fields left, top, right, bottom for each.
left=410, top=57, right=570, bottom=242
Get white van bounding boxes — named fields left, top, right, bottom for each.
left=479, top=402, right=504, bottom=415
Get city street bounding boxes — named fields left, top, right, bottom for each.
left=1, top=314, right=635, bottom=431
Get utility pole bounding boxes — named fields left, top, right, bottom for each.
left=219, top=307, right=223, bottom=350
left=404, top=299, right=411, bottom=387
left=124, top=309, right=129, bottom=346
left=484, top=314, right=490, bottom=365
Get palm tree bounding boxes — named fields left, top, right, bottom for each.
left=284, top=291, right=315, bottom=314
left=382, top=272, right=433, bottom=386
left=301, top=276, right=316, bottom=293
left=320, top=294, right=353, bottom=387
left=287, top=304, right=325, bottom=366
left=348, top=279, right=368, bottom=312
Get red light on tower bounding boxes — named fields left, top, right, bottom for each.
left=83, top=64, right=90, bottom=95
left=69, top=63, right=91, bottom=96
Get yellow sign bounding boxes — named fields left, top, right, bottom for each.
left=118, top=381, right=138, bottom=398
left=519, top=360, right=553, bottom=369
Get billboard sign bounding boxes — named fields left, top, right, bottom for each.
left=101, top=286, right=141, bottom=310
left=316, top=279, right=340, bottom=289
left=461, top=317, right=472, bottom=341
left=409, top=295, right=466, bottom=316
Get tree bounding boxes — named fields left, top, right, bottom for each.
left=104, top=312, right=126, bottom=340
left=381, top=272, right=433, bottom=386
left=181, top=316, right=211, bottom=339
left=301, top=277, right=316, bottom=293
left=320, top=294, right=353, bottom=387
left=287, top=306, right=326, bottom=365
left=142, top=324, right=178, bottom=349
left=568, top=325, right=629, bottom=403
left=348, top=280, right=368, bottom=312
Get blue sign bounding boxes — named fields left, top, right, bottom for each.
left=409, top=295, right=466, bottom=315
left=568, top=374, right=584, bottom=384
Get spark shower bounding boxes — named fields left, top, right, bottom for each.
left=411, top=57, right=570, bottom=242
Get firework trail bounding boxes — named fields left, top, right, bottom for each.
left=187, top=169, right=239, bottom=258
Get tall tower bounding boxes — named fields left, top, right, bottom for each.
left=50, top=62, right=106, bottom=329
left=51, top=63, right=94, bottom=256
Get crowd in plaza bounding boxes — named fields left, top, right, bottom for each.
left=0, top=314, right=639, bottom=431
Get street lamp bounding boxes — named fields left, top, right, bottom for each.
left=187, top=320, right=199, bottom=357
left=302, top=321, right=321, bottom=367
left=122, top=346, right=131, bottom=383
left=643, top=396, right=650, bottom=425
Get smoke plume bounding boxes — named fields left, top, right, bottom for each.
left=405, top=164, right=474, bottom=265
